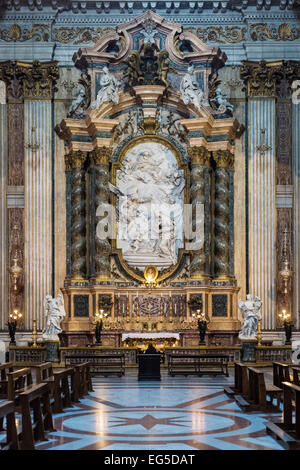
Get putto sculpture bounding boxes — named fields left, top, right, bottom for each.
left=68, top=87, right=86, bottom=117
left=238, top=294, right=262, bottom=340
left=42, top=293, right=66, bottom=341
left=211, top=86, right=234, bottom=115
left=92, top=65, right=120, bottom=108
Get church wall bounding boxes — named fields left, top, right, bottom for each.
left=0, top=103, right=8, bottom=330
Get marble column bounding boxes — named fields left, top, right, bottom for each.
left=65, top=150, right=87, bottom=281
left=0, top=102, right=7, bottom=330
left=293, top=100, right=300, bottom=329
left=213, top=149, right=234, bottom=281
left=23, top=61, right=59, bottom=331
left=91, top=146, right=112, bottom=281
left=188, top=146, right=211, bottom=280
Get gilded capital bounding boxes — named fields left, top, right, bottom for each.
left=22, top=60, right=59, bottom=99
left=213, top=150, right=234, bottom=169
left=91, top=146, right=112, bottom=166
left=65, top=150, right=87, bottom=169
left=188, top=146, right=211, bottom=165
left=240, top=60, right=280, bottom=97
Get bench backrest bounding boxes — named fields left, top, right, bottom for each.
left=7, top=368, right=33, bottom=401
left=248, top=367, right=266, bottom=406
left=35, top=362, right=54, bottom=383
left=292, top=367, right=300, bottom=386
left=234, top=362, right=249, bottom=395
left=0, top=400, right=19, bottom=450
left=273, top=362, right=290, bottom=387
left=0, top=362, right=14, bottom=380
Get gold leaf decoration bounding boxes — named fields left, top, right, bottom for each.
left=0, top=24, right=50, bottom=42
left=53, top=26, right=114, bottom=44
left=250, top=23, right=300, bottom=41
left=185, top=26, right=247, bottom=44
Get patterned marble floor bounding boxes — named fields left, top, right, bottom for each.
left=29, top=368, right=286, bottom=451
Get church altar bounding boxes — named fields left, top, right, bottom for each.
left=122, top=331, right=180, bottom=349
left=55, top=11, right=244, bottom=348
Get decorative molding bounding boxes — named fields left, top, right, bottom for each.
left=249, top=23, right=300, bottom=42
left=212, top=149, right=234, bottom=169
left=53, top=26, right=114, bottom=44
left=0, top=23, right=50, bottom=42
left=188, top=146, right=210, bottom=165
left=186, top=26, right=247, bottom=44
left=91, top=146, right=112, bottom=166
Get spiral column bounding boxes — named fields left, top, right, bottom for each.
left=213, top=150, right=234, bottom=281
left=91, top=146, right=112, bottom=281
left=66, top=150, right=87, bottom=281
left=188, top=146, right=212, bottom=280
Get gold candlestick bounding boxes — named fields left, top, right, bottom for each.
left=257, top=316, right=262, bottom=346
left=32, top=319, right=38, bottom=348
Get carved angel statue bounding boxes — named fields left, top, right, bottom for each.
left=211, top=87, right=234, bottom=114
left=157, top=51, right=171, bottom=87
left=180, top=64, right=205, bottom=111
left=123, top=51, right=142, bottom=88
left=92, top=66, right=120, bottom=108
left=67, top=87, right=86, bottom=117
left=238, top=294, right=262, bottom=340
left=42, top=293, right=66, bottom=341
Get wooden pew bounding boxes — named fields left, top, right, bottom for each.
left=0, top=362, right=14, bottom=399
left=168, top=354, right=229, bottom=377
left=35, top=363, right=74, bottom=413
left=248, top=366, right=282, bottom=410
left=0, top=400, right=19, bottom=450
left=7, top=368, right=56, bottom=450
left=273, top=362, right=292, bottom=388
left=266, top=381, right=300, bottom=449
left=224, top=362, right=249, bottom=401
left=292, top=366, right=300, bottom=386
left=71, top=362, right=93, bottom=402
left=64, top=354, right=125, bottom=377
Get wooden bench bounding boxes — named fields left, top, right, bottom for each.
left=247, top=366, right=282, bottom=410
left=71, top=362, right=93, bottom=401
left=273, top=362, right=292, bottom=388
left=64, top=354, right=125, bottom=377
left=7, top=368, right=56, bottom=450
left=35, top=363, right=74, bottom=413
left=224, top=362, right=251, bottom=408
left=0, top=362, right=14, bottom=399
left=168, top=354, right=229, bottom=377
left=266, top=381, right=300, bottom=449
left=292, top=366, right=300, bottom=386
left=0, top=400, right=19, bottom=450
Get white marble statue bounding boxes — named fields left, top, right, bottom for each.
left=238, top=294, right=262, bottom=340
left=114, top=142, right=185, bottom=270
left=211, top=87, right=234, bottom=114
left=68, top=87, right=86, bottom=117
left=92, top=66, right=120, bottom=108
left=42, top=293, right=66, bottom=341
left=180, top=64, right=204, bottom=111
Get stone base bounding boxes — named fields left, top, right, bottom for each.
left=240, top=339, right=257, bottom=362
left=44, top=340, right=60, bottom=362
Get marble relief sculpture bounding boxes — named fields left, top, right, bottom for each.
left=115, top=142, right=185, bottom=270
left=42, top=293, right=66, bottom=341
left=92, top=66, right=120, bottom=108
left=180, top=64, right=205, bottom=111
left=238, top=294, right=262, bottom=340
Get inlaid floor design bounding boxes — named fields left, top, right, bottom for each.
left=30, top=369, right=285, bottom=451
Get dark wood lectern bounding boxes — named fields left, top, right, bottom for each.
left=137, top=354, right=161, bottom=381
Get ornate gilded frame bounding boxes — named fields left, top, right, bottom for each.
left=111, top=134, right=190, bottom=284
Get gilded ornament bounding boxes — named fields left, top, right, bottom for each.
left=185, top=26, right=247, bottom=44
left=250, top=23, right=300, bottom=42
left=139, top=117, right=160, bottom=135
left=53, top=26, right=114, bottom=44
left=213, top=150, right=234, bottom=168
left=91, top=147, right=112, bottom=166
left=188, top=146, right=210, bottom=165
left=67, top=150, right=87, bottom=169
left=0, top=24, right=50, bottom=42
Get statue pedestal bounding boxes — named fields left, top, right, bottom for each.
left=240, top=338, right=257, bottom=362
left=44, top=340, right=60, bottom=362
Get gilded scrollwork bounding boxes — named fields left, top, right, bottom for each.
left=0, top=24, right=50, bottom=42
left=185, top=26, right=247, bottom=44
left=250, top=23, right=300, bottom=42
left=53, top=26, right=114, bottom=44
